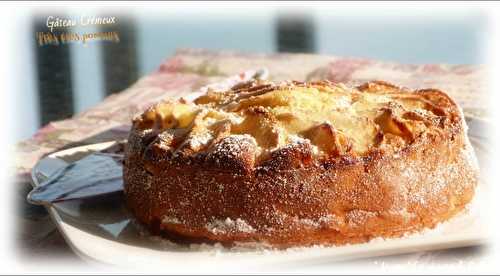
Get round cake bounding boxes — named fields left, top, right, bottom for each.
left=123, top=80, right=479, bottom=248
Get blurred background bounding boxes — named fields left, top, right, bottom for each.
left=17, top=8, right=486, bottom=142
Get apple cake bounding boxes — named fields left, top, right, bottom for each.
left=123, top=80, right=479, bottom=248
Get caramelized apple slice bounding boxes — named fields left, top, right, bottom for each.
left=374, top=108, right=413, bottom=140
left=231, top=106, right=285, bottom=149
left=303, top=122, right=353, bottom=157
left=374, top=107, right=429, bottom=145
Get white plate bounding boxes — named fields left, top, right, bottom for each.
left=30, top=133, right=490, bottom=272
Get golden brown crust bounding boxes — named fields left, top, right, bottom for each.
left=123, top=80, right=478, bottom=248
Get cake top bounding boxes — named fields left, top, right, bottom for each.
left=133, top=80, right=459, bottom=165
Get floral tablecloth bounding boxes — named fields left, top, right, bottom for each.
left=16, top=48, right=489, bottom=267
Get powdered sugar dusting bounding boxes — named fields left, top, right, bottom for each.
left=346, top=209, right=378, bottom=228
left=209, top=134, right=259, bottom=160
left=134, top=195, right=482, bottom=255
left=162, top=215, right=181, bottom=225
left=186, top=132, right=213, bottom=150
left=206, top=217, right=256, bottom=234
